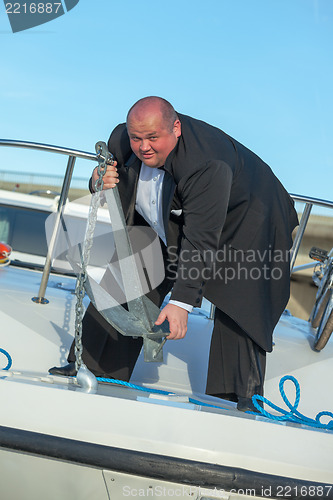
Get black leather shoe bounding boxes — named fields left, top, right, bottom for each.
left=237, top=397, right=262, bottom=413
left=48, top=362, right=77, bottom=377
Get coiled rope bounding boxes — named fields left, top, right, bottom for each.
left=0, top=348, right=12, bottom=371
left=252, top=375, right=333, bottom=430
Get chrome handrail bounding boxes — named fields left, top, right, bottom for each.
left=290, top=194, right=333, bottom=210
left=0, top=139, right=102, bottom=303
left=289, top=194, right=333, bottom=272
left=0, top=139, right=98, bottom=161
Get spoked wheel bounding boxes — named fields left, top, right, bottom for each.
left=314, top=289, right=333, bottom=351
left=311, top=286, right=331, bottom=328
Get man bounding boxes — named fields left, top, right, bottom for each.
left=50, top=96, right=298, bottom=412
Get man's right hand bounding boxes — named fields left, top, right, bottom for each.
left=92, top=160, right=119, bottom=191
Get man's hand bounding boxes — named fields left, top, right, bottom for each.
left=92, top=160, right=119, bottom=191
left=155, top=303, right=188, bottom=340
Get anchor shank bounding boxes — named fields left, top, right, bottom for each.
left=104, top=188, right=155, bottom=331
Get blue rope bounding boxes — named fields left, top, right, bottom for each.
left=252, top=375, right=333, bottom=430
left=97, top=377, right=227, bottom=410
left=1, top=348, right=332, bottom=425
left=97, top=377, right=174, bottom=395
left=0, top=348, right=12, bottom=371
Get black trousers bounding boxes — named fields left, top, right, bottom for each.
left=206, top=308, right=266, bottom=400
left=68, top=278, right=173, bottom=380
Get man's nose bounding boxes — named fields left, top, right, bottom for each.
left=140, top=140, right=150, bottom=152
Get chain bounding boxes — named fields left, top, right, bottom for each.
left=94, top=162, right=108, bottom=192
left=74, top=144, right=114, bottom=371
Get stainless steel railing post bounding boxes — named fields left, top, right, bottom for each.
left=289, top=202, right=313, bottom=273
left=32, top=155, right=76, bottom=303
left=0, top=139, right=103, bottom=305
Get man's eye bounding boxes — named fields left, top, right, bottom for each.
left=149, top=136, right=157, bottom=140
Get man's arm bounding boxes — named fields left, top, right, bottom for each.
left=170, top=160, right=233, bottom=307
left=154, top=162, right=233, bottom=340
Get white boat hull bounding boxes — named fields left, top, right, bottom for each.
left=1, top=268, right=333, bottom=499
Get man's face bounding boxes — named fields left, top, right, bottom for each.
left=127, top=112, right=181, bottom=168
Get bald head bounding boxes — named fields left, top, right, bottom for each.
left=127, top=97, right=178, bottom=132
left=126, top=96, right=181, bottom=168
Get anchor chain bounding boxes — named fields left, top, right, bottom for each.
left=74, top=143, right=114, bottom=372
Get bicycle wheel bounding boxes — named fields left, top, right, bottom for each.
left=311, top=286, right=331, bottom=328
left=314, top=290, right=333, bottom=351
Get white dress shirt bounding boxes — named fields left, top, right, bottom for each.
left=135, top=163, right=192, bottom=313
left=135, top=163, right=166, bottom=244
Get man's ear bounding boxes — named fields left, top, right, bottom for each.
left=173, top=119, right=182, bottom=138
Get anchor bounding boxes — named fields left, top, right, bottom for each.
left=69, top=141, right=169, bottom=365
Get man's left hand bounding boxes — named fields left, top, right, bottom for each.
left=155, top=304, right=188, bottom=340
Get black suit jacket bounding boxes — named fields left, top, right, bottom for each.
left=104, top=114, right=299, bottom=352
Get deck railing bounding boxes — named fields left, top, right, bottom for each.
left=289, top=194, right=333, bottom=272
left=1, top=139, right=333, bottom=310
left=0, top=139, right=101, bottom=303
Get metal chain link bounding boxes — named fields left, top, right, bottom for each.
left=74, top=144, right=114, bottom=371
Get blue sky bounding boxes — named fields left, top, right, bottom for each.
left=0, top=0, right=332, bottom=209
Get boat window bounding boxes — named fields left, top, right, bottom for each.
left=0, top=204, right=49, bottom=256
